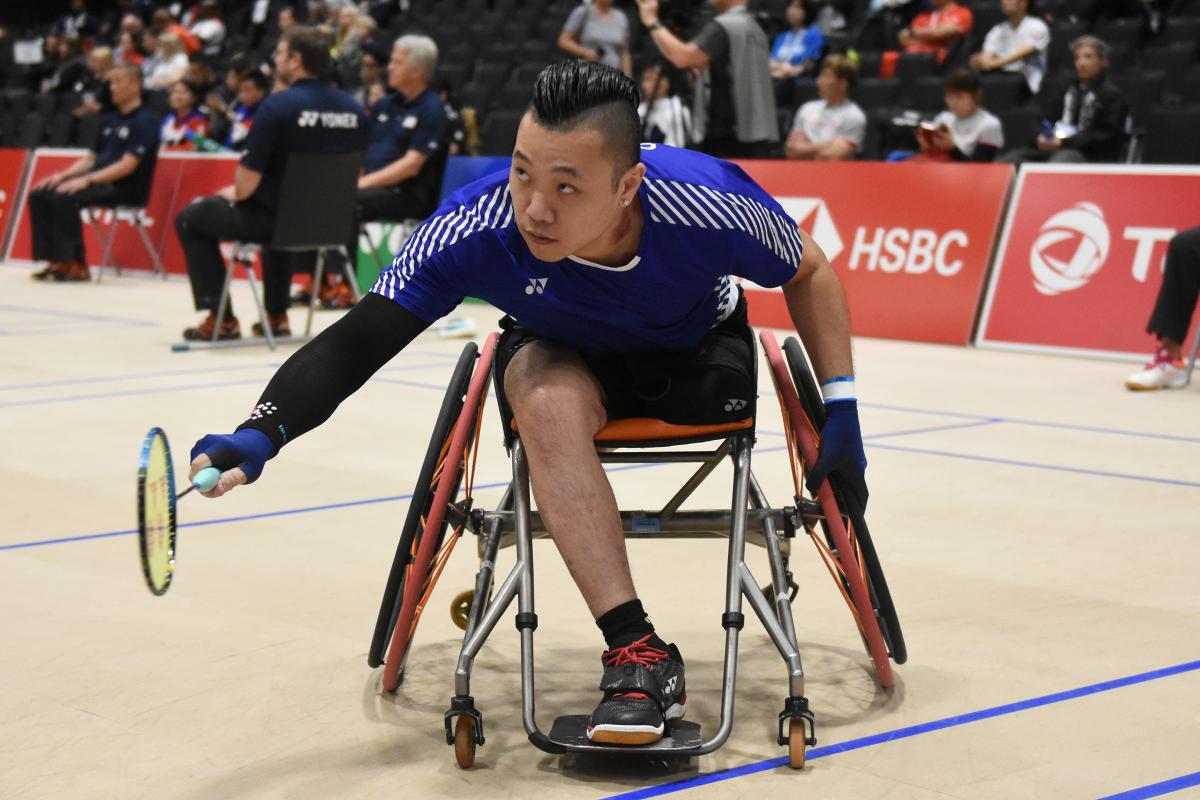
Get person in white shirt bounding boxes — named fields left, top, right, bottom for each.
left=970, top=0, right=1051, bottom=95
left=189, top=0, right=226, bottom=57
left=145, top=32, right=189, bottom=90
left=915, top=68, right=1004, bottom=161
left=637, top=64, right=692, bottom=148
left=786, top=54, right=866, bottom=160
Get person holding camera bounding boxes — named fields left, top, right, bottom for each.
left=636, top=0, right=778, bottom=158
left=559, top=0, right=634, bottom=78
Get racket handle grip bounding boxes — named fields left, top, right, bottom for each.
left=192, top=467, right=221, bottom=492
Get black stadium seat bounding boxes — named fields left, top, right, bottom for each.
left=0, top=110, right=19, bottom=146
left=1142, top=105, right=1200, bottom=163
left=910, top=75, right=946, bottom=113
left=998, top=106, right=1042, bottom=150
left=33, top=93, right=58, bottom=117
left=854, top=78, right=901, bottom=111
left=471, top=62, right=512, bottom=94
left=5, top=89, right=31, bottom=117
left=480, top=108, right=522, bottom=155
left=16, top=111, right=45, bottom=149
left=1160, top=17, right=1200, bottom=51
left=73, top=113, right=101, bottom=148
left=1140, top=44, right=1195, bottom=75
left=47, top=110, right=73, bottom=147
left=979, top=72, right=1026, bottom=110
left=490, top=80, right=531, bottom=111
left=1113, top=70, right=1164, bottom=124
left=1095, top=18, right=1141, bottom=50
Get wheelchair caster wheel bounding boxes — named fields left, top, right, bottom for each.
left=787, top=718, right=806, bottom=769
left=450, top=590, right=474, bottom=631
left=454, top=715, right=477, bottom=769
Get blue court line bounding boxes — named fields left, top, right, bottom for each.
left=602, top=659, right=1200, bottom=800
left=1098, top=771, right=1200, bottom=800
left=0, top=303, right=158, bottom=326
left=861, top=401, right=1200, bottom=446
left=867, top=442, right=1200, bottom=489
left=860, top=419, right=1001, bottom=441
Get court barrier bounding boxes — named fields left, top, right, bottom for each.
left=976, top=164, right=1200, bottom=359
left=5, top=148, right=1198, bottom=360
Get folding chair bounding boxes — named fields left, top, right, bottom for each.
left=86, top=205, right=167, bottom=282
left=184, top=150, right=365, bottom=351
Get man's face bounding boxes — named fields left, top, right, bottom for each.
left=361, top=53, right=381, bottom=85
left=274, top=41, right=299, bottom=84
left=187, top=62, right=211, bottom=87
left=816, top=67, right=844, bottom=100
left=169, top=81, right=194, bottom=111
left=786, top=2, right=805, bottom=28
left=238, top=78, right=265, bottom=107
left=1074, top=45, right=1104, bottom=81
left=509, top=113, right=634, bottom=263
left=944, top=89, right=977, bottom=118
left=640, top=67, right=663, bottom=101
left=1001, top=0, right=1024, bottom=16
left=278, top=10, right=295, bottom=32
left=109, top=68, right=138, bottom=106
left=388, top=47, right=423, bottom=92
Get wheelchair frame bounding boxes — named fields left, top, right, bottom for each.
left=368, top=330, right=906, bottom=770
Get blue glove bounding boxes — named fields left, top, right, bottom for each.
left=190, top=429, right=275, bottom=484
left=805, top=399, right=869, bottom=509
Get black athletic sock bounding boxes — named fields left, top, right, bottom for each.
left=596, top=598, right=670, bottom=652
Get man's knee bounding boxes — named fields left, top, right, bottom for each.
left=505, top=343, right=606, bottom=432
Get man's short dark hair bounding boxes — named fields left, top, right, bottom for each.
left=943, top=68, right=981, bottom=95
left=822, top=54, right=858, bottom=89
left=529, top=61, right=641, bottom=178
left=282, top=26, right=333, bottom=78
left=238, top=68, right=271, bottom=93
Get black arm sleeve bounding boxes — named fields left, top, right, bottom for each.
left=234, top=293, right=431, bottom=454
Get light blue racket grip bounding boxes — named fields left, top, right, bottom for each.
left=192, top=467, right=221, bottom=492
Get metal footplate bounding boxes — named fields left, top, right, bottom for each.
left=544, top=715, right=704, bottom=755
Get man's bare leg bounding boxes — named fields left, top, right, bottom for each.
left=503, top=341, right=635, bottom=618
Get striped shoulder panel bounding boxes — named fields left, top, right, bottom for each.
left=641, top=176, right=804, bottom=267
left=375, top=182, right=514, bottom=297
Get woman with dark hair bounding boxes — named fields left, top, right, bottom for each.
left=116, top=29, right=145, bottom=66
left=770, top=0, right=824, bottom=81
left=161, top=80, right=210, bottom=151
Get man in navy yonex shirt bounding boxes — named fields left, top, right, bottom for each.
left=175, top=26, right=368, bottom=342
left=188, top=61, right=868, bottom=749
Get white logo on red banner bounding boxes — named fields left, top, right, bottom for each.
left=1029, top=202, right=1110, bottom=296
left=777, top=197, right=843, bottom=262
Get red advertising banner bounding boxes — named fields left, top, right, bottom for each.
left=977, top=165, right=1200, bottom=358
left=733, top=161, right=1012, bottom=345
left=0, top=148, right=30, bottom=259
left=5, top=149, right=238, bottom=275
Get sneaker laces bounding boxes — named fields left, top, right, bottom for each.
left=1147, top=348, right=1184, bottom=368
left=601, top=635, right=670, bottom=701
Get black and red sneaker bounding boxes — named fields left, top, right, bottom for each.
left=182, top=312, right=241, bottom=341
left=586, top=635, right=686, bottom=746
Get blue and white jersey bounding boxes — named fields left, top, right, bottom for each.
left=371, top=143, right=802, bottom=353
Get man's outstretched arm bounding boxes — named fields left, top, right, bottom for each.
left=189, top=293, right=431, bottom=497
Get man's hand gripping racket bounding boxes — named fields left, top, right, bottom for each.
left=188, top=429, right=275, bottom=498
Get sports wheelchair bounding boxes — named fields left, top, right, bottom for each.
left=366, top=330, right=906, bottom=769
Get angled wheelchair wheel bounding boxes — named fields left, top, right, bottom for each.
left=783, top=338, right=907, bottom=665
left=762, top=331, right=894, bottom=688
left=369, top=335, right=497, bottom=692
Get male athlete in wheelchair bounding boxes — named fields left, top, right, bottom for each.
left=189, top=61, right=904, bottom=769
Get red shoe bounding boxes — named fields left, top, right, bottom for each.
left=182, top=312, right=241, bottom=341
left=319, top=281, right=357, bottom=309
left=55, top=261, right=91, bottom=282
left=251, top=312, right=291, bottom=338
left=31, top=262, right=68, bottom=281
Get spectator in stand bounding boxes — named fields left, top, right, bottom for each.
left=175, top=26, right=368, bottom=341
left=970, top=0, right=1050, bottom=96
left=40, top=36, right=90, bottom=95
left=559, top=0, right=634, bottom=78
left=898, top=0, right=974, bottom=65
left=204, top=60, right=246, bottom=144
left=151, top=9, right=201, bottom=56
left=637, top=0, right=779, bottom=158
left=436, top=80, right=467, bottom=156
left=785, top=54, right=865, bottom=160
left=74, top=47, right=116, bottom=118
left=366, top=80, right=388, bottom=111
left=120, top=12, right=145, bottom=40
left=912, top=69, right=1004, bottom=161
left=189, top=0, right=226, bottom=56
left=145, top=32, right=191, bottom=90
left=1125, top=226, right=1200, bottom=390
left=259, top=6, right=298, bottom=64
left=350, top=47, right=385, bottom=107
left=770, top=0, right=825, bottom=85
left=226, top=69, right=270, bottom=151
left=116, top=29, right=145, bottom=67
left=186, top=55, right=217, bottom=98
left=854, top=0, right=925, bottom=53
left=1000, top=35, right=1127, bottom=163
left=54, top=0, right=99, bottom=41
left=638, top=63, right=692, bottom=147
left=161, top=79, right=210, bottom=150
left=98, top=0, right=141, bottom=44
left=28, top=63, right=159, bottom=283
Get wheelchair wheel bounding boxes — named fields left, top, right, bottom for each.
left=761, top=331, right=893, bottom=688
left=783, top=338, right=907, bottom=665
left=369, top=336, right=495, bottom=692
left=454, top=716, right=477, bottom=769
left=788, top=718, right=806, bottom=769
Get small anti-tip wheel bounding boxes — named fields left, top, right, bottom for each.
left=454, top=716, right=477, bottom=769
left=450, top=590, right=474, bottom=631
left=788, top=718, right=806, bottom=769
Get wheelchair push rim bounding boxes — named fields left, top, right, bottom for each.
left=761, top=331, right=894, bottom=688
left=782, top=338, right=907, bottom=665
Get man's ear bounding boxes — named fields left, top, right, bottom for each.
left=619, top=161, right=647, bottom=200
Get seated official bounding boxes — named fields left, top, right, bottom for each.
left=29, top=62, right=159, bottom=283
left=175, top=26, right=368, bottom=342
left=320, top=34, right=447, bottom=309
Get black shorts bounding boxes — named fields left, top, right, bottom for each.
left=493, top=291, right=757, bottom=442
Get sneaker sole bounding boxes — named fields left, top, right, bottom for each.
left=1125, top=380, right=1186, bottom=391
left=586, top=702, right=686, bottom=745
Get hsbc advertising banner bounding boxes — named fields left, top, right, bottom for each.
left=733, top=161, right=1012, bottom=345
left=977, top=165, right=1200, bottom=358
left=5, top=149, right=238, bottom=274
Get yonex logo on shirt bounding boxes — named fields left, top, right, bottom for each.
left=525, top=277, right=548, bottom=295
left=298, top=110, right=360, bottom=128
left=724, top=398, right=747, bottom=412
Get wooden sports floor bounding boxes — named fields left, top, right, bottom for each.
left=2, top=265, right=1197, bottom=800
